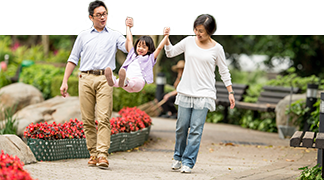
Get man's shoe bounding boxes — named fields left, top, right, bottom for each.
left=97, top=157, right=109, bottom=170
left=88, top=156, right=97, bottom=167
left=180, top=165, right=192, bottom=173
left=171, top=160, right=181, bottom=170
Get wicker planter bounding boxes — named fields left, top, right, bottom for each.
left=28, top=126, right=151, bottom=161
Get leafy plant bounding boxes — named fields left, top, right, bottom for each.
left=298, top=164, right=323, bottom=180
left=0, top=105, right=18, bottom=135
left=0, top=71, right=11, bottom=88
left=286, top=99, right=320, bottom=132
left=19, top=64, right=64, bottom=99
left=285, top=99, right=309, bottom=129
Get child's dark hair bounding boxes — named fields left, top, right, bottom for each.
left=134, top=36, right=156, bottom=56
left=88, top=0, right=107, bottom=16
left=193, top=14, right=217, bottom=36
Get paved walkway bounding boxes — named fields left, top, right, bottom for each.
left=24, top=116, right=317, bottom=180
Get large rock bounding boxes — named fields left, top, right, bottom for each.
left=0, top=134, right=36, bottom=164
left=275, top=93, right=306, bottom=128
left=14, top=96, right=82, bottom=137
left=0, top=83, right=44, bottom=120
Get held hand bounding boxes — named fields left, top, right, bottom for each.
left=125, top=17, right=133, bottom=28
left=60, top=83, right=68, bottom=98
left=229, top=94, right=235, bottom=109
left=163, top=27, right=170, bottom=36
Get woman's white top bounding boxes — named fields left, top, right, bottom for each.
left=126, top=54, right=145, bottom=82
left=164, top=36, right=232, bottom=111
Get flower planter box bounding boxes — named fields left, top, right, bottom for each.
left=27, top=125, right=151, bottom=161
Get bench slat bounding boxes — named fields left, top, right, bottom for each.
left=302, top=132, right=315, bottom=148
left=260, top=91, right=290, bottom=99
left=290, top=131, right=303, bottom=147
left=262, top=86, right=300, bottom=93
left=257, top=97, right=283, bottom=104
left=235, top=102, right=275, bottom=112
left=315, top=133, right=324, bottom=149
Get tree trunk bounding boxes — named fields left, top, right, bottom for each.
left=150, top=35, right=164, bottom=83
left=42, top=35, right=50, bottom=58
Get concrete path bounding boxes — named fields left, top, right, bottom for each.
left=24, top=117, right=317, bottom=180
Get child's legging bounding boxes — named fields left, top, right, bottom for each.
left=114, top=77, right=145, bottom=93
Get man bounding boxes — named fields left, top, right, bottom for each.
left=60, top=0, right=130, bottom=169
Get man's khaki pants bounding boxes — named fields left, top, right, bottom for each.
left=79, top=72, right=112, bottom=158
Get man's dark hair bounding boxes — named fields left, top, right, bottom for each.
left=88, top=0, right=107, bottom=16
left=134, top=36, right=156, bottom=56
left=193, top=14, right=217, bottom=36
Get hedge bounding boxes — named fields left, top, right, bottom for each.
left=50, top=73, right=174, bottom=112
left=51, top=75, right=79, bottom=97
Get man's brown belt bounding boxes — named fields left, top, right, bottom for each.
left=81, top=69, right=105, bottom=75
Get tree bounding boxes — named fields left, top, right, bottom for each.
left=42, top=35, right=49, bottom=58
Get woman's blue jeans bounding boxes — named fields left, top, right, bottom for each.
left=173, top=106, right=209, bottom=168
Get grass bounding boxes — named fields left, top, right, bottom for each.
left=0, top=105, right=18, bottom=135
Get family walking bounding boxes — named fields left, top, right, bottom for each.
left=60, top=0, right=235, bottom=174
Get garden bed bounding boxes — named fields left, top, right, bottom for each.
left=27, top=126, right=150, bottom=161
left=25, top=107, right=152, bottom=161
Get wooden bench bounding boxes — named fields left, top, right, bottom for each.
left=235, top=86, right=301, bottom=112
left=290, top=131, right=324, bottom=178
left=215, top=82, right=249, bottom=123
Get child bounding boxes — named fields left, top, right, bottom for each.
left=105, top=18, right=170, bottom=92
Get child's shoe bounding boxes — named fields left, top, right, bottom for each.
left=105, top=67, right=115, bottom=86
left=118, top=68, right=127, bottom=87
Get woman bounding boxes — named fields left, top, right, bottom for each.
left=164, top=14, right=235, bottom=173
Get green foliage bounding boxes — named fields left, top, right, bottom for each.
left=285, top=99, right=309, bottom=130
left=287, top=99, right=320, bottom=132
left=266, top=67, right=323, bottom=93
left=113, top=84, right=157, bottom=111
left=19, top=64, right=64, bottom=99
left=51, top=75, right=79, bottom=97
left=298, top=164, right=323, bottom=180
left=0, top=105, right=18, bottom=135
left=240, top=111, right=277, bottom=132
left=49, top=35, right=76, bottom=50
left=309, top=101, right=321, bottom=132
left=0, top=71, right=11, bottom=88
left=206, top=106, right=224, bottom=124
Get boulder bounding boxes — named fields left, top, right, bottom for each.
left=0, top=83, right=44, bottom=120
left=14, top=96, right=82, bottom=137
left=275, top=93, right=306, bottom=128
left=0, top=134, right=36, bottom=164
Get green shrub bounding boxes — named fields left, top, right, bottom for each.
left=19, top=64, right=64, bottom=99
left=113, top=84, right=157, bottom=111
left=298, top=164, right=323, bottom=180
left=50, top=72, right=174, bottom=112
left=0, top=71, right=11, bottom=88
left=266, top=67, right=324, bottom=93
left=51, top=75, right=79, bottom=97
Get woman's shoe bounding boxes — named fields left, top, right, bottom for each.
left=171, top=160, right=181, bottom=170
left=180, top=165, right=192, bottom=173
